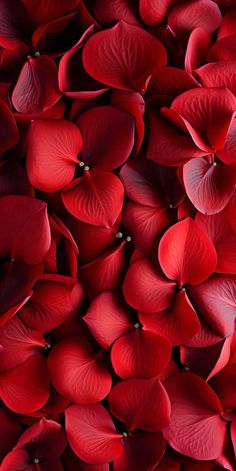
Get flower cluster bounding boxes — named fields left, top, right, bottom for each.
left=1, top=0, right=236, bottom=470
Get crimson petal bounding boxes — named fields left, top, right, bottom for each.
left=21, top=0, right=81, bottom=25
left=113, top=433, right=166, bottom=471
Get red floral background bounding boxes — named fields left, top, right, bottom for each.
left=0, top=0, right=236, bottom=470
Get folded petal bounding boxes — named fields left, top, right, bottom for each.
left=163, top=373, right=226, bottom=460
left=111, top=329, right=171, bottom=379
left=183, top=158, right=236, bottom=214
left=77, top=106, right=134, bottom=170
left=62, top=171, right=124, bottom=228
left=139, top=290, right=200, bottom=346
left=109, top=378, right=170, bottom=432
left=26, top=120, right=82, bottom=192
left=12, top=55, right=61, bottom=114
left=189, top=275, right=236, bottom=337
left=158, top=217, right=217, bottom=286
left=195, top=61, right=236, bottom=95
left=48, top=337, right=112, bottom=403
left=82, top=21, right=167, bottom=93
left=185, top=27, right=211, bottom=73
left=65, top=404, right=123, bottom=464
left=0, top=355, right=50, bottom=414
left=123, top=258, right=175, bottom=312
left=19, top=280, right=74, bottom=330
left=83, top=291, right=131, bottom=349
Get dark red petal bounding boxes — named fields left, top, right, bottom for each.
left=0, top=160, right=33, bottom=198
left=208, top=35, right=236, bottom=62
left=62, top=448, right=109, bottom=471
left=195, top=210, right=236, bottom=274
left=62, top=171, right=124, bottom=228
left=77, top=106, right=134, bottom=170
left=48, top=337, right=112, bottom=403
left=210, top=364, right=236, bottom=413
left=83, top=291, right=131, bottom=349
left=82, top=21, right=167, bottom=93
left=12, top=56, right=61, bottom=114
left=111, top=329, right=171, bottom=379
left=189, top=275, right=236, bottom=337
left=171, top=87, right=236, bottom=151
left=163, top=373, right=226, bottom=460
left=139, top=290, right=200, bottom=346
left=146, top=111, right=205, bottom=167
left=218, top=119, right=236, bottom=165
left=65, top=404, right=123, bottom=464
left=21, top=0, right=81, bottom=25
left=89, top=0, right=140, bottom=27
left=0, top=196, right=50, bottom=265
left=0, top=315, right=45, bottom=371
left=79, top=243, right=126, bottom=298
left=140, top=0, right=177, bottom=26
left=185, top=27, right=211, bottom=73
left=195, top=61, right=236, bottom=96
left=0, top=97, right=19, bottom=152
left=149, top=66, right=199, bottom=96
left=109, top=378, right=170, bottom=432
left=158, top=217, right=217, bottom=285
left=0, top=355, right=50, bottom=414
left=0, top=406, right=22, bottom=461
left=0, top=0, right=30, bottom=49
left=15, top=418, right=67, bottom=459
left=19, top=280, right=74, bottom=330
left=26, top=120, right=82, bottom=192
left=231, top=421, right=236, bottom=459
left=183, top=158, right=236, bottom=215
left=168, top=0, right=222, bottom=44
left=217, top=8, right=236, bottom=39
left=114, top=433, right=166, bottom=471
left=123, top=258, right=175, bottom=312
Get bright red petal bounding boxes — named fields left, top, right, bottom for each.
left=185, top=27, right=211, bottom=73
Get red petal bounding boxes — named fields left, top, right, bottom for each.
left=0, top=160, right=33, bottom=198
left=26, top=120, right=82, bottom=192
left=183, top=158, right=236, bottom=214
left=77, top=106, right=134, bottom=170
left=140, top=0, right=177, bottom=26
left=158, top=217, right=217, bottom=285
left=0, top=0, right=30, bottom=49
left=113, top=433, right=166, bottom=471
left=109, top=378, right=170, bottom=432
left=79, top=243, right=126, bottom=298
left=149, top=66, right=199, bottom=96
left=82, top=21, right=167, bottom=93
left=111, top=329, right=171, bottom=379
left=195, top=61, right=236, bottom=96
left=218, top=8, right=236, bottom=39
left=83, top=291, right=131, bottom=349
left=189, top=275, right=236, bottom=337
left=123, top=258, right=175, bottom=312
left=208, top=35, right=236, bottom=62
left=0, top=406, right=22, bottom=461
left=1, top=449, right=31, bottom=471
left=195, top=210, right=236, bottom=274
left=0, top=97, right=19, bottom=152
left=15, top=418, right=67, bottom=458
left=89, top=0, right=140, bottom=27
left=62, top=171, right=124, bottom=228
left=231, top=420, right=236, bottom=459
left=171, top=87, right=236, bottom=151
left=21, top=0, right=81, bottom=25
left=0, top=315, right=45, bottom=371
left=48, top=337, right=112, bottom=403
left=185, top=27, right=211, bottom=73
left=163, top=373, right=226, bottom=460
left=65, top=404, right=123, bottom=464
left=168, top=0, right=222, bottom=44
left=218, top=119, right=236, bottom=165
left=0, top=355, right=50, bottom=414
left=12, top=56, right=61, bottom=114
left=19, top=280, right=74, bottom=330
left=62, top=448, right=109, bottom=471
left=0, top=196, right=50, bottom=264
left=210, top=364, right=236, bottom=413
left=139, top=290, right=200, bottom=346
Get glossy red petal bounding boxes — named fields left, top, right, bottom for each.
left=82, top=21, right=167, bottom=93
left=171, top=87, right=236, bottom=151
left=158, top=218, right=217, bottom=286
left=48, top=337, right=112, bottom=403
left=189, top=275, right=236, bottom=337
left=77, top=106, right=134, bottom=170
left=0, top=196, right=50, bottom=265
left=62, top=171, right=124, bottom=228
left=185, top=27, right=211, bottom=73
left=0, top=97, right=19, bottom=152
left=83, top=291, right=131, bottom=349
left=26, top=120, right=82, bottom=192
left=195, top=210, right=236, bottom=274
left=19, top=280, right=74, bottom=330
left=0, top=355, right=50, bottom=414
left=21, top=0, right=81, bottom=25
left=65, top=404, right=123, bottom=464
left=0, top=315, right=45, bottom=371
left=195, top=61, right=236, bottom=96
left=12, top=56, right=61, bottom=114
left=123, top=258, right=175, bottom=313
left=109, top=378, right=170, bottom=432
left=183, top=158, right=236, bottom=214
left=163, top=373, right=226, bottom=460
left=111, top=329, right=171, bottom=379
left=139, top=290, right=200, bottom=346
left=168, top=0, right=222, bottom=44
left=116, top=433, right=166, bottom=471
left=140, top=0, right=177, bottom=26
